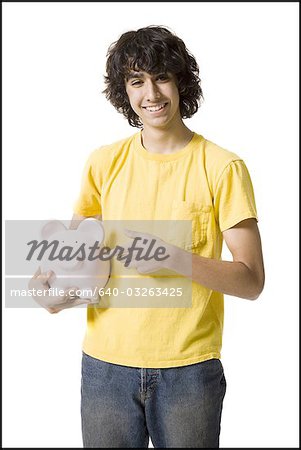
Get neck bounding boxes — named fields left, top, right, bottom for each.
left=141, top=121, right=194, bottom=155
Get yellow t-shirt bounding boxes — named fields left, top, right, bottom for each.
left=74, top=131, right=258, bottom=368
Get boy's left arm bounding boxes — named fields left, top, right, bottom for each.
left=169, top=218, right=265, bottom=300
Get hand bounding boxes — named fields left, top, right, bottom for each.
left=28, top=268, right=94, bottom=313
left=120, top=228, right=183, bottom=275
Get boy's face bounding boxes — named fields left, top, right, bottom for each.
left=125, top=70, right=181, bottom=130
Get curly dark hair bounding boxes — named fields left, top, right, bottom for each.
left=103, top=26, right=203, bottom=128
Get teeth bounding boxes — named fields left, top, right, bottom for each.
left=144, top=103, right=166, bottom=112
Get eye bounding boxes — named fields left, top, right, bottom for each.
left=156, top=74, right=169, bottom=81
left=131, top=80, right=143, bottom=86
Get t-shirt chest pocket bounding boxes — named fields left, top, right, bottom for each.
left=169, top=201, right=211, bottom=250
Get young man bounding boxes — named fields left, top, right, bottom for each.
left=31, top=26, right=264, bottom=448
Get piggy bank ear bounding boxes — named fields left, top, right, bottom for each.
left=41, top=220, right=67, bottom=240
left=77, top=218, right=105, bottom=243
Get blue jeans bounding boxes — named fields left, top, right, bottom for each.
left=81, top=352, right=226, bottom=448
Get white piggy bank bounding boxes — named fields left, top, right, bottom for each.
left=40, top=218, right=111, bottom=301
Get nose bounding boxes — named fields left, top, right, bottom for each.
left=145, top=80, right=161, bottom=102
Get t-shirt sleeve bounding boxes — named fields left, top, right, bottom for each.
left=73, top=150, right=102, bottom=216
left=213, top=159, right=258, bottom=232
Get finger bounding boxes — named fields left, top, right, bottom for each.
left=123, top=229, right=151, bottom=240
left=37, top=274, right=51, bottom=288
left=123, top=228, right=155, bottom=240
left=123, top=258, right=137, bottom=269
left=136, top=261, right=162, bottom=274
left=71, top=298, right=95, bottom=307
left=135, top=264, right=151, bottom=274
left=65, top=287, right=80, bottom=299
left=123, top=228, right=142, bottom=239
left=32, top=267, right=42, bottom=279
left=59, top=298, right=93, bottom=310
left=119, top=251, right=129, bottom=259
left=38, top=270, right=56, bottom=284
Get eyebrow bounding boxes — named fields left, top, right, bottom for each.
left=125, top=71, right=170, bottom=82
left=126, top=71, right=145, bottom=80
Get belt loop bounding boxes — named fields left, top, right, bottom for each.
left=140, top=368, right=145, bottom=394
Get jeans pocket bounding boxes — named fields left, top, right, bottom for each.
left=81, top=352, right=105, bottom=386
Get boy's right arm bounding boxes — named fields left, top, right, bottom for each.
left=29, top=214, right=102, bottom=313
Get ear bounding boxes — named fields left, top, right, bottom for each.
left=41, top=220, right=67, bottom=240
left=77, top=218, right=105, bottom=243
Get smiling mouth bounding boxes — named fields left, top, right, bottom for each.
left=142, top=103, right=168, bottom=112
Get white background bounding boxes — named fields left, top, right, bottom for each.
left=2, top=2, right=299, bottom=448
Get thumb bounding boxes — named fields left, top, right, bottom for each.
left=46, top=270, right=56, bottom=282
left=69, top=298, right=94, bottom=307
